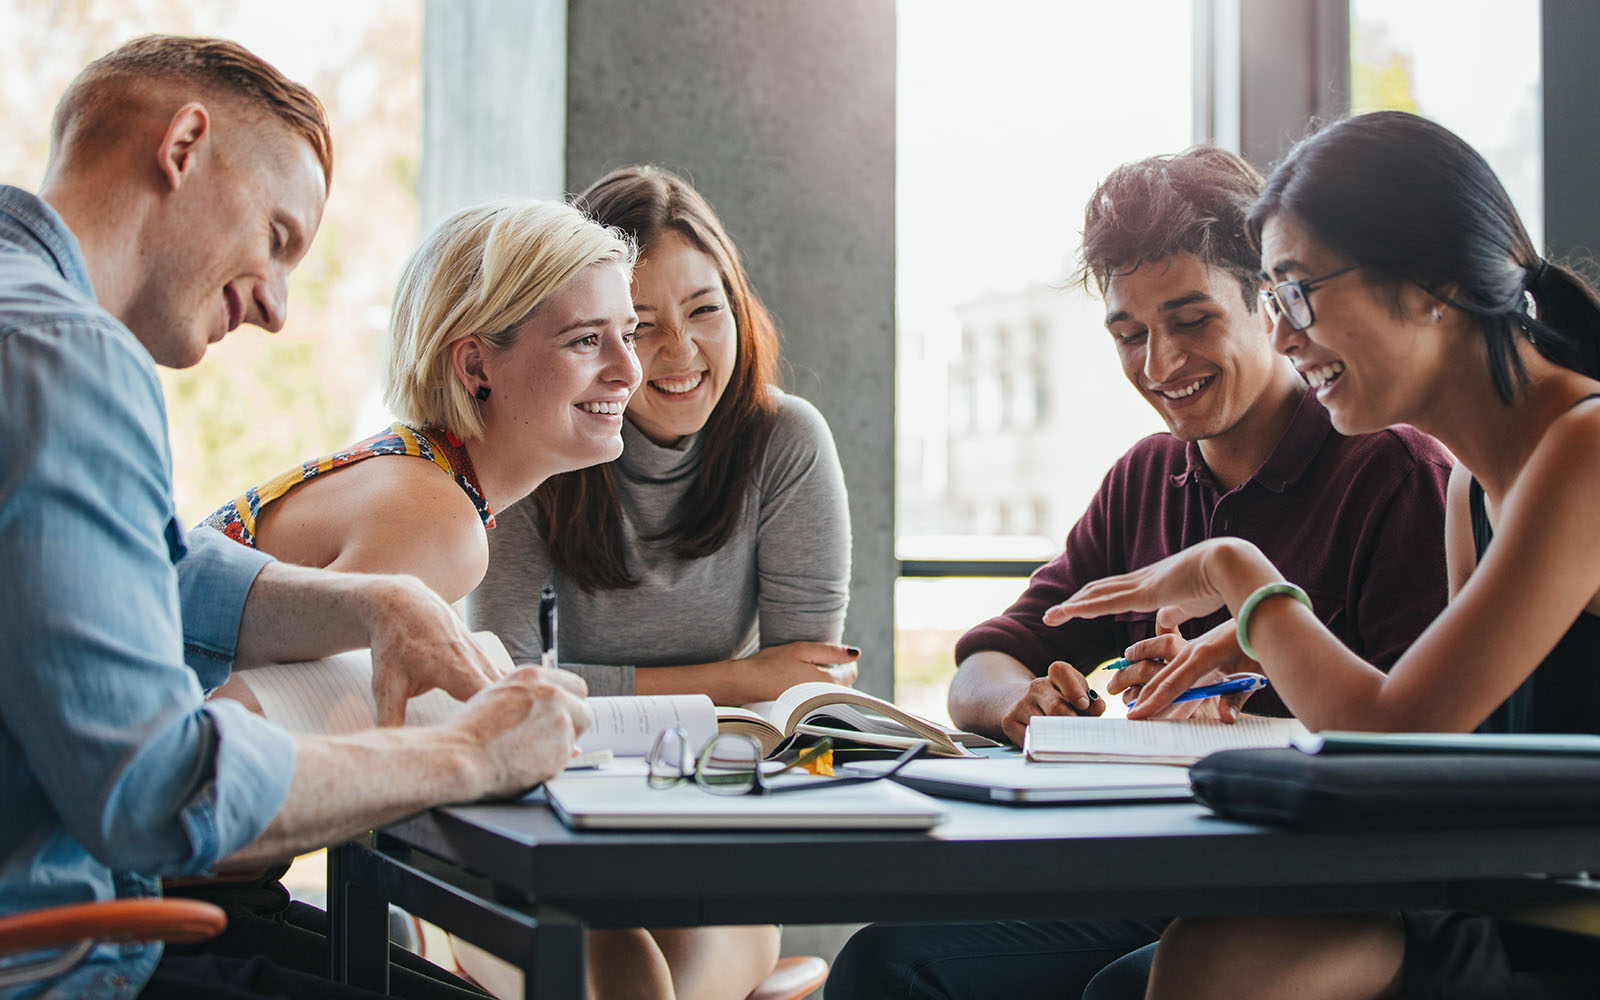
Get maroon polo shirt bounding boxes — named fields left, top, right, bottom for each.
left=955, top=388, right=1453, bottom=717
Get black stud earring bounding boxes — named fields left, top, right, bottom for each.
left=475, top=385, right=491, bottom=402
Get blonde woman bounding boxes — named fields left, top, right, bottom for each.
left=191, top=200, right=639, bottom=999
left=204, top=198, right=640, bottom=617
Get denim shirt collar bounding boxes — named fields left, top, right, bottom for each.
left=0, top=184, right=96, bottom=299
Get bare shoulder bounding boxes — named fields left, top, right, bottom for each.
left=263, top=454, right=488, bottom=601
left=1530, top=394, right=1600, bottom=478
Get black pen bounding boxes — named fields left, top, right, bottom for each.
left=538, top=585, right=558, bottom=668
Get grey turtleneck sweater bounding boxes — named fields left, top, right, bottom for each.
left=468, top=390, right=851, bottom=695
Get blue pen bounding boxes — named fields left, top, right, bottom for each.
left=1099, top=657, right=1133, bottom=672
left=1128, top=675, right=1268, bottom=708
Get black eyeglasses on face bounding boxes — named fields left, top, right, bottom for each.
left=1259, top=263, right=1361, bottom=331
left=646, top=729, right=928, bottom=796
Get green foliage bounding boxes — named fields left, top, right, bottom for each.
left=1350, top=20, right=1421, bottom=115
left=1, top=0, right=423, bottom=526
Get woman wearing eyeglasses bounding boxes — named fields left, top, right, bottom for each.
left=1046, top=111, right=1600, bottom=999
left=468, top=166, right=855, bottom=1000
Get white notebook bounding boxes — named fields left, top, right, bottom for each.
left=1024, top=715, right=1307, bottom=766
left=845, top=755, right=1193, bottom=804
left=545, top=772, right=947, bottom=830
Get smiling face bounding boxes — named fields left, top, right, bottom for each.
left=1104, top=252, right=1296, bottom=448
left=128, top=121, right=326, bottom=368
left=625, top=229, right=739, bottom=447
left=1259, top=213, right=1447, bottom=436
left=476, top=260, right=641, bottom=479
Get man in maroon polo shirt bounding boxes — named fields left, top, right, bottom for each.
left=825, top=147, right=1452, bottom=1000
left=948, top=145, right=1452, bottom=745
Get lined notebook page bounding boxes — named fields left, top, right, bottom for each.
left=1025, top=716, right=1306, bottom=766
left=238, top=632, right=514, bottom=733
left=584, top=694, right=717, bottom=756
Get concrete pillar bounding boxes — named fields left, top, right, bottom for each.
left=1196, top=0, right=1349, bottom=169
left=1542, top=0, right=1600, bottom=260
left=420, top=0, right=567, bottom=229
left=565, top=0, right=898, bottom=699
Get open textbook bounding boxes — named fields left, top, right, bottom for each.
left=1025, top=715, right=1308, bottom=766
left=235, top=640, right=995, bottom=761
left=234, top=634, right=718, bottom=760
left=720, top=681, right=1000, bottom=758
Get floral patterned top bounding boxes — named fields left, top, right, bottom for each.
left=201, top=422, right=493, bottom=547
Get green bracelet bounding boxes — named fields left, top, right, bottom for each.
left=1235, top=582, right=1313, bottom=661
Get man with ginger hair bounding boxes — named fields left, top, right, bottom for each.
left=1, top=35, right=589, bottom=999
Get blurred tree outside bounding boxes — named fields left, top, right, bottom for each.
left=1350, top=20, right=1422, bottom=114
left=0, top=0, right=421, bottom=525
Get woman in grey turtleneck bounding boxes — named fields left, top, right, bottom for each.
left=468, top=165, right=855, bottom=1000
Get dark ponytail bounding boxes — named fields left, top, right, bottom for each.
left=1250, top=111, right=1600, bottom=405
left=1523, top=259, right=1600, bottom=384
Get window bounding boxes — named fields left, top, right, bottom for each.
left=1350, top=0, right=1542, bottom=248
left=896, top=0, right=1191, bottom=718
left=1, top=1, right=423, bottom=526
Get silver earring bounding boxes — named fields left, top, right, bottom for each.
left=1431, top=307, right=1443, bottom=323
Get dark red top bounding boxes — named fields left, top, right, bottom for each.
left=955, top=389, right=1454, bottom=717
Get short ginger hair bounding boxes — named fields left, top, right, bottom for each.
left=51, top=34, right=333, bottom=190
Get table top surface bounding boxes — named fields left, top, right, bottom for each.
left=377, top=764, right=1600, bottom=928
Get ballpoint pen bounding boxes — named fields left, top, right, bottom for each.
left=538, top=585, right=558, bottom=669
left=1128, top=675, right=1268, bottom=709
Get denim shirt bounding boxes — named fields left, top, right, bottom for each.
left=0, top=186, right=296, bottom=999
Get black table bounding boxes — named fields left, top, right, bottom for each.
left=328, top=785, right=1600, bottom=998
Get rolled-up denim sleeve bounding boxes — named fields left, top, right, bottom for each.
left=179, top=525, right=273, bottom=690
left=0, top=319, right=293, bottom=874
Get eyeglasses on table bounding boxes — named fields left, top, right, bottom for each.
left=646, top=729, right=928, bottom=796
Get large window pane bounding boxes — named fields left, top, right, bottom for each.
left=896, top=1, right=1193, bottom=709
left=1350, top=0, right=1542, bottom=249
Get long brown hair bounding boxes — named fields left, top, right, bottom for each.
left=538, top=165, right=780, bottom=590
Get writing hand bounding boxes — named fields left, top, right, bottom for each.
left=453, top=665, right=592, bottom=796
left=1000, top=661, right=1104, bottom=747
left=1124, top=618, right=1263, bottom=721
left=1117, top=619, right=1261, bottom=722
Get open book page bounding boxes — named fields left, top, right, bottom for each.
left=235, top=633, right=716, bottom=758
left=1025, top=715, right=1308, bottom=766
left=762, top=682, right=996, bottom=758
left=715, top=705, right=786, bottom=757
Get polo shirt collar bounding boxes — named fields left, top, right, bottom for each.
left=1174, top=387, right=1330, bottom=493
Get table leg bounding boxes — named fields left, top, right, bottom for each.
left=329, top=839, right=392, bottom=993
left=334, top=835, right=587, bottom=997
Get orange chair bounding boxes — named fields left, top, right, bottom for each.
left=748, top=955, right=829, bottom=1000
left=0, top=898, right=226, bottom=990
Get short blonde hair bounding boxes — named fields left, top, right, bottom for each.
left=384, top=200, right=635, bottom=439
